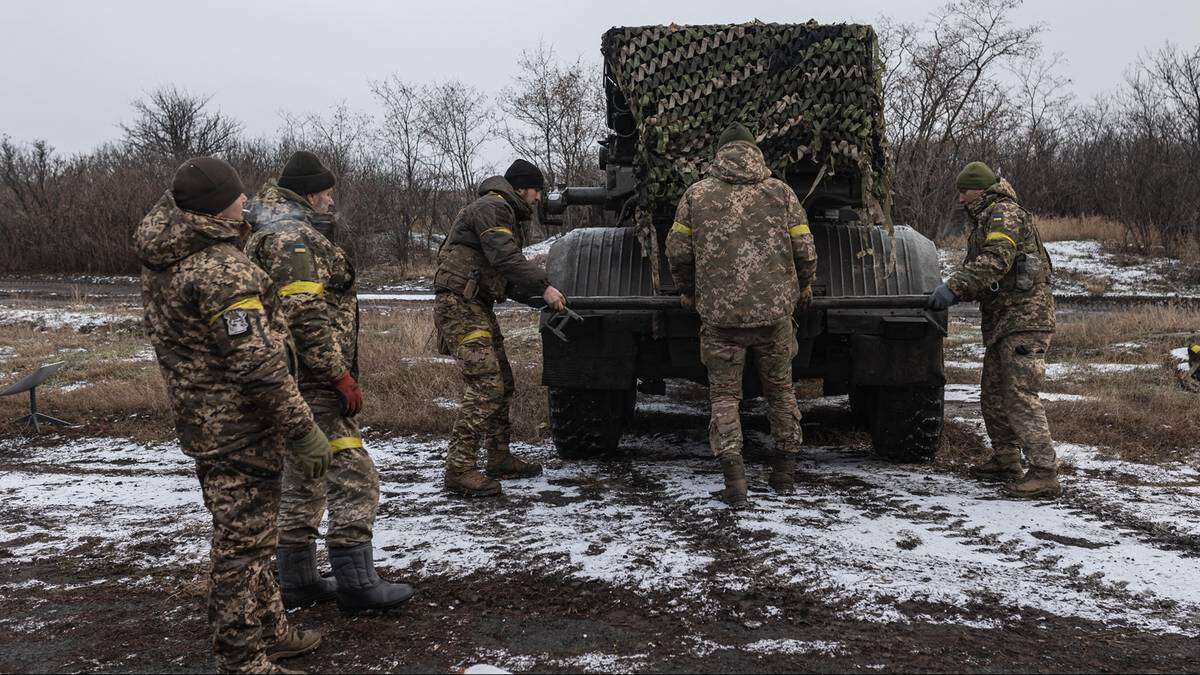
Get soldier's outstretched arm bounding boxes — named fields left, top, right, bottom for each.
left=666, top=189, right=696, bottom=295
left=785, top=188, right=817, bottom=288
left=474, top=198, right=550, bottom=299
left=946, top=203, right=1023, bottom=299
left=252, top=231, right=346, bottom=383
left=194, top=263, right=315, bottom=440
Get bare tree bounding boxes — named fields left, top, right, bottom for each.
left=420, top=80, right=494, bottom=196
left=120, top=86, right=242, bottom=161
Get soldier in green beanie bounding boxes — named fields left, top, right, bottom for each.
left=929, top=162, right=1059, bottom=499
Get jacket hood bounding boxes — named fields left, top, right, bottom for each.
left=966, top=178, right=1020, bottom=218
left=246, top=181, right=313, bottom=226
left=707, top=141, right=772, bottom=185
left=478, top=175, right=532, bottom=220
left=134, top=191, right=243, bottom=270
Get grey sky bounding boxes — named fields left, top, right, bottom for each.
left=4, top=0, right=1198, bottom=155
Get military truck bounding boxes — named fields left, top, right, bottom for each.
left=536, top=22, right=946, bottom=462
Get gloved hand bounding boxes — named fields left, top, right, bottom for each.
left=928, top=283, right=959, bottom=310
left=287, top=425, right=332, bottom=480
left=797, top=285, right=813, bottom=310
left=680, top=293, right=695, bottom=310
left=333, top=371, right=363, bottom=417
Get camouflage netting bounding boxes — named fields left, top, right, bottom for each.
left=602, top=21, right=893, bottom=222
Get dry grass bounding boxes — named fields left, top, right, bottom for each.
left=1052, top=305, right=1197, bottom=362
left=0, top=305, right=551, bottom=444
left=1037, top=216, right=1126, bottom=243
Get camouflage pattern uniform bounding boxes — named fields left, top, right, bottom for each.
left=136, top=192, right=314, bottom=673
left=245, top=182, right=379, bottom=550
left=666, top=140, right=817, bottom=460
left=946, top=179, right=1056, bottom=471
left=433, top=176, right=549, bottom=474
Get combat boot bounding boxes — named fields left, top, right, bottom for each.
left=444, top=468, right=502, bottom=497
left=718, top=455, right=749, bottom=509
left=277, top=543, right=337, bottom=609
left=266, top=627, right=322, bottom=662
left=1003, top=466, right=1062, bottom=500
left=329, top=541, right=415, bottom=616
left=768, top=453, right=797, bottom=494
left=971, top=454, right=1024, bottom=482
left=485, top=448, right=543, bottom=479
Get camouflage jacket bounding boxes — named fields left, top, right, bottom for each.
left=244, top=183, right=358, bottom=386
left=947, top=180, right=1055, bottom=345
left=666, top=141, right=817, bottom=328
left=434, top=176, right=549, bottom=305
left=135, top=192, right=314, bottom=464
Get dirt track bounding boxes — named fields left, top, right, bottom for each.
left=2, top=394, right=1198, bottom=673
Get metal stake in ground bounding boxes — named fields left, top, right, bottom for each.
left=0, top=361, right=74, bottom=433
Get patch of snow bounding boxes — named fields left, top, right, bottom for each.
left=357, top=293, right=435, bottom=302
left=946, top=383, right=1090, bottom=403
left=945, top=360, right=982, bottom=370
left=58, top=381, right=90, bottom=393
left=523, top=235, right=562, bottom=259
left=1045, top=362, right=1159, bottom=380
left=743, top=639, right=846, bottom=656
left=0, top=308, right=138, bottom=332
left=1045, top=240, right=1190, bottom=296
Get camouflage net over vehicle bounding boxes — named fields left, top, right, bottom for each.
left=602, top=21, right=892, bottom=222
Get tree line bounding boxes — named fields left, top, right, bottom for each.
left=1, top=0, right=1198, bottom=275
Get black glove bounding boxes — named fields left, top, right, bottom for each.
left=928, top=283, right=959, bottom=310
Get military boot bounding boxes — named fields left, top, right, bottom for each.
left=329, top=541, right=415, bottom=616
left=485, top=448, right=543, bottom=479
left=267, top=627, right=322, bottom=662
left=444, top=468, right=502, bottom=497
left=971, top=454, right=1024, bottom=482
left=1004, top=466, right=1062, bottom=500
left=767, top=453, right=797, bottom=494
left=718, top=455, right=749, bottom=509
left=277, top=542, right=337, bottom=609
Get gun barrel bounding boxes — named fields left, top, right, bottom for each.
left=531, top=295, right=932, bottom=311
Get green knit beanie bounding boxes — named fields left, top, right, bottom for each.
left=718, top=123, right=756, bottom=148
left=956, top=161, right=998, bottom=190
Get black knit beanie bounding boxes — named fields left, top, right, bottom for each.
left=504, top=159, right=545, bottom=190
left=278, top=150, right=336, bottom=196
left=172, top=157, right=245, bottom=216
left=718, top=123, right=756, bottom=148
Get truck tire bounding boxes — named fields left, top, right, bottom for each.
left=865, top=385, right=943, bottom=462
left=548, top=387, right=635, bottom=459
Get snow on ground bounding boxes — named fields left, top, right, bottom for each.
left=3, top=417, right=1198, bottom=636
left=358, top=293, right=435, bottom=302
left=523, top=235, right=563, bottom=259
left=0, top=308, right=139, bottom=332
left=945, top=384, right=1089, bottom=403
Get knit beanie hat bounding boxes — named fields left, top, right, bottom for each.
left=171, top=157, right=245, bottom=216
left=278, top=150, right=336, bottom=196
left=718, top=123, right=756, bottom=147
left=956, top=161, right=999, bottom=190
left=504, top=159, right=545, bottom=190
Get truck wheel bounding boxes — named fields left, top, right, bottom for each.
left=866, top=385, right=943, bottom=462
left=548, top=387, right=635, bottom=459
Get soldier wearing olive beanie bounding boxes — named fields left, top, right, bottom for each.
left=956, top=161, right=998, bottom=190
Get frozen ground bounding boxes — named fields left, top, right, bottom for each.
left=939, top=239, right=1200, bottom=297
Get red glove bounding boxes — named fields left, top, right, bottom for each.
left=332, top=372, right=363, bottom=417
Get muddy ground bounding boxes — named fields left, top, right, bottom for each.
left=2, top=275, right=1200, bottom=673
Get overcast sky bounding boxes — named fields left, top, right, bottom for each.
left=4, top=0, right=1198, bottom=156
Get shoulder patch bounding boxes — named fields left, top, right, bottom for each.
left=224, top=309, right=250, bottom=336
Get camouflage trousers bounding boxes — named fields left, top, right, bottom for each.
left=278, top=387, right=380, bottom=550
left=981, top=331, right=1056, bottom=470
left=700, top=317, right=803, bottom=459
left=196, top=457, right=288, bottom=674
left=433, top=291, right=515, bottom=473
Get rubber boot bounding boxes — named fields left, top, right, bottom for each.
left=485, top=448, right=543, bottom=479
left=267, top=627, right=322, bottom=662
left=718, top=455, right=749, bottom=509
left=444, top=468, right=502, bottom=497
left=277, top=543, right=337, bottom=609
left=768, top=453, right=797, bottom=494
left=1004, top=466, right=1062, bottom=500
left=329, top=542, right=415, bottom=616
left=971, top=454, right=1024, bottom=482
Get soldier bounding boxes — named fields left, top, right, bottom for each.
left=928, top=161, right=1059, bottom=499
left=136, top=157, right=329, bottom=673
left=666, top=123, right=817, bottom=508
left=244, top=151, right=413, bottom=614
left=433, top=159, right=567, bottom=497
